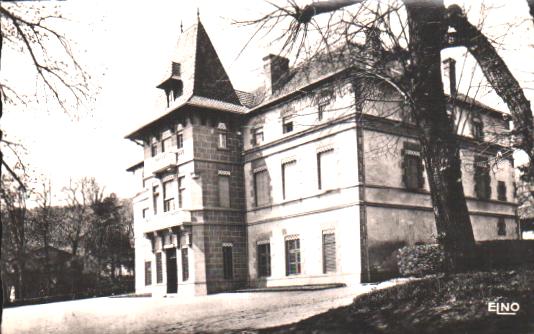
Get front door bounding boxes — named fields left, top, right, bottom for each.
left=166, top=248, right=177, bottom=293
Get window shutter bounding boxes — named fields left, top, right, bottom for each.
left=322, top=233, right=336, bottom=273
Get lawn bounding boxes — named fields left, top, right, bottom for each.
left=257, top=268, right=534, bottom=334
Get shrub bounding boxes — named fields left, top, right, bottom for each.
left=397, top=244, right=446, bottom=277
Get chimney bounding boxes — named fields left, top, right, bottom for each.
left=442, top=58, right=457, bottom=96
left=263, top=54, right=289, bottom=95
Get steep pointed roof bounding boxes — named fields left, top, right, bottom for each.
left=126, top=19, right=244, bottom=140
left=166, top=19, right=240, bottom=104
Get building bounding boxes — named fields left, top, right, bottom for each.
left=126, top=18, right=519, bottom=296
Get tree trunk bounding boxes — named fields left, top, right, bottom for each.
left=447, top=4, right=534, bottom=182
left=404, top=0, right=476, bottom=270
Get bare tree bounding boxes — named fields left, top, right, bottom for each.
left=242, top=0, right=533, bottom=271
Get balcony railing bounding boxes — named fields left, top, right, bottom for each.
left=145, top=150, right=184, bottom=175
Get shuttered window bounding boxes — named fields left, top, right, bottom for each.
left=317, top=149, right=335, bottom=190
left=285, top=237, right=301, bottom=275
left=145, top=261, right=152, bottom=286
left=156, top=253, right=163, bottom=283
left=254, top=169, right=270, bottom=206
left=218, top=175, right=230, bottom=208
left=223, top=245, right=233, bottom=279
left=282, top=160, right=297, bottom=200
left=474, top=156, right=491, bottom=200
left=322, top=232, right=336, bottom=273
left=402, top=143, right=424, bottom=190
left=257, top=243, right=271, bottom=277
left=181, top=248, right=189, bottom=281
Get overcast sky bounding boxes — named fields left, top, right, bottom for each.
left=2, top=0, right=533, bottom=205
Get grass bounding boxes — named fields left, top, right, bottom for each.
left=257, top=268, right=534, bottom=334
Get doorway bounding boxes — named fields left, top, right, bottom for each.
left=166, top=248, right=177, bottom=293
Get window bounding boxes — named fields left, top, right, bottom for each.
left=142, top=208, right=149, bottom=219
left=254, top=169, right=270, bottom=207
left=497, top=218, right=506, bottom=236
left=181, top=248, right=189, bottom=281
left=163, top=180, right=175, bottom=212
left=472, top=116, right=484, bottom=140
left=282, top=160, right=297, bottom=200
left=152, top=186, right=160, bottom=215
left=497, top=181, right=507, bottom=201
left=218, top=174, right=230, bottom=208
left=257, top=243, right=271, bottom=277
left=161, top=137, right=172, bottom=153
left=317, top=95, right=330, bottom=121
left=222, top=244, right=233, bottom=279
left=178, top=176, right=185, bottom=208
left=156, top=253, right=163, bottom=283
left=402, top=143, right=424, bottom=190
left=474, top=156, right=491, bottom=200
left=282, top=117, right=294, bottom=134
left=218, top=122, right=227, bottom=149
left=176, top=132, right=184, bottom=149
left=322, top=232, right=336, bottom=273
left=317, top=149, right=335, bottom=190
left=151, top=142, right=158, bottom=157
left=285, top=237, right=301, bottom=275
left=253, top=127, right=264, bottom=146
left=145, top=261, right=152, bottom=286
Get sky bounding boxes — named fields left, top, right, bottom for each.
left=1, top=0, right=533, bottom=205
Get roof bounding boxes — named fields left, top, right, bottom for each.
left=125, top=19, right=243, bottom=140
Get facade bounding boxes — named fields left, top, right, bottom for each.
left=126, top=19, right=519, bottom=296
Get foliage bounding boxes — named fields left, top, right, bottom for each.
left=397, top=244, right=446, bottom=277
left=258, top=269, right=534, bottom=334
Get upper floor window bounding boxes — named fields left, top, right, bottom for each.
left=282, top=160, right=297, bottom=200
left=178, top=176, right=186, bottom=208
left=142, top=207, right=149, bottom=219
left=474, top=156, right=491, bottom=200
left=282, top=117, right=294, bottom=134
left=317, top=93, right=331, bottom=121
left=497, top=181, right=507, bottom=201
left=150, top=142, right=158, bottom=157
left=218, top=122, right=227, bottom=149
left=317, top=148, right=335, bottom=190
left=472, top=115, right=484, bottom=140
left=218, top=172, right=230, bottom=208
left=402, top=143, right=424, bottom=190
left=176, top=132, right=184, bottom=149
left=161, top=137, right=172, bottom=153
left=253, top=127, right=264, bottom=146
left=152, top=185, right=160, bottom=214
left=163, top=179, right=175, bottom=212
left=253, top=168, right=270, bottom=207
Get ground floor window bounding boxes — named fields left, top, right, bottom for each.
left=181, top=248, right=189, bottom=281
left=257, top=243, right=271, bottom=277
left=223, top=244, right=233, bottom=279
left=156, top=252, right=163, bottom=283
left=322, top=232, right=336, bottom=273
left=498, top=218, right=507, bottom=236
left=285, top=237, right=301, bottom=275
left=145, top=261, right=152, bottom=286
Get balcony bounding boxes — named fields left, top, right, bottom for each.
left=141, top=209, right=191, bottom=234
left=145, top=150, right=184, bottom=175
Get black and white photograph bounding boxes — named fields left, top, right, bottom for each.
left=1, top=0, right=533, bottom=333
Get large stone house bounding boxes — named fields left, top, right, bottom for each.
left=126, top=19, right=518, bottom=296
